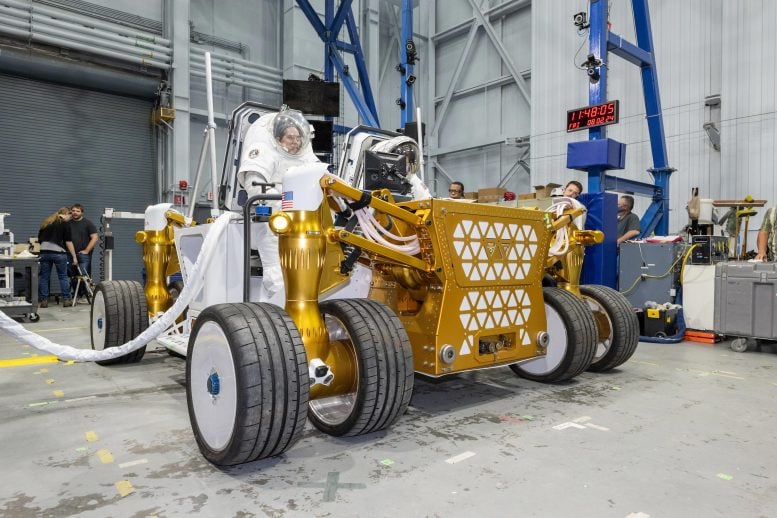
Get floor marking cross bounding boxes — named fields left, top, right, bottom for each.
left=299, top=471, right=366, bottom=502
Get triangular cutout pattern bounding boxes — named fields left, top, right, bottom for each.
left=460, top=337, right=471, bottom=355
left=459, top=313, right=470, bottom=328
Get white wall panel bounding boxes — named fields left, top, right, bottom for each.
left=721, top=0, right=777, bottom=236
left=531, top=0, right=723, bottom=234
left=429, top=0, right=532, bottom=197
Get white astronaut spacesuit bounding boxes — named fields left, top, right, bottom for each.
left=237, top=108, right=319, bottom=305
left=238, top=108, right=319, bottom=200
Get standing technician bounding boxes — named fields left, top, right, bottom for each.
left=68, top=203, right=98, bottom=277
left=38, top=207, right=77, bottom=307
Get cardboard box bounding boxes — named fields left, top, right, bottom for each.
left=533, top=183, right=562, bottom=198
left=464, top=192, right=479, bottom=200
left=517, top=198, right=555, bottom=210
left=498, top=200, right=518, bottom=208
left=478, top=187, right=507, bottom=204
left=518, top=192, right=537, bottom=200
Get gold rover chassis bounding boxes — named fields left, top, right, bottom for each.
left=124, top=176, right=638, bottom=466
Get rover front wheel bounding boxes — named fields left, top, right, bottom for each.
left=308, top=299, right=414, bottom=437
left=186, top=303, right=309, bottom=466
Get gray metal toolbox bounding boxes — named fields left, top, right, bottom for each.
left=714, top=261, right=777, bottom=339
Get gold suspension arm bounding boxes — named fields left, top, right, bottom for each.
left=135, top=210, right=193, bottom=316
left=319, top=176, right=423, bottom=226
left=544, top=208, right=604, bottom=295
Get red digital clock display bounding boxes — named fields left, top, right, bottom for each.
left=566, top=100, right=619, bottom=132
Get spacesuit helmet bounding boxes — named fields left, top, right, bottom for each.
left=272, top=107, right=311, bottom=157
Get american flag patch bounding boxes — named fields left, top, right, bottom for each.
left=281, top=191, right=294, bottom=210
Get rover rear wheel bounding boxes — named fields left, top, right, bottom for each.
left=509, top=287, right=596, bottom=383
left=186, top=303, right=308, bottom=466
left=90, top=281, right=148, bottom=366
left=580, top=285, right=640, bottom=372
left=308, top=299, right=414, bottom=437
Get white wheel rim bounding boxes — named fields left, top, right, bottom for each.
left=308, top=314, right=357, bottom=426
left=190, top=321, right=238, bottom=451
left=585, top=297, right=613, bottom=362
left=518, top=302, right=568, bottom=375
left=91, top=291, right=106, bottom=351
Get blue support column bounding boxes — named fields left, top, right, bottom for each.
left=586, top=0, right=609, bottom=193
left=632, top=0, right=672, bottom=236
left=580, top=192, right=618, bottom=288
left=399, top=0, right=414, bottom=126
left=324, top=0, right=334, bottom=81
left=573, top=0, right=674, bottom=286
left=296, top=0, right=380, bottom=128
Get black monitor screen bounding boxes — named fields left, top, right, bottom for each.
left=283, top=80, right=340, bottom=117
left=310, top=119, right=334, bottom=154
left=363, top=150, right=410, bottom=195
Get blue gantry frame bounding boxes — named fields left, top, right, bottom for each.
left=585, top=0, right=674, bottom=237
left=399, top=0, right=415, bottom=127
left=296, top=0, right=381, bottom=128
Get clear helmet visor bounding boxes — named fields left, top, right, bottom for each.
left=272, top=108, right=311, bottom=157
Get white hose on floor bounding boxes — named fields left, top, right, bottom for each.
left=0, top=212, right=238, bottom=362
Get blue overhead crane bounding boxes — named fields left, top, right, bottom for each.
left=296, top=0, right=381, bottom=128
left=296, top=0, right=417, bottom=130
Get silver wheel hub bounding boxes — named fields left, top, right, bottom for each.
left=309, top=315, right=358, bottom=426
left=190, top=321, right=237, bottom=451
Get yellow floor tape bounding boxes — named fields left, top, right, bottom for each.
left=115, top=480, right=134, bottom=497
left=0, top=355, right=59, bottom=368
left=97, top=449, right=114, bottom=464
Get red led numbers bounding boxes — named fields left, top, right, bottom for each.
left=566, top=100, right=619, bottom=132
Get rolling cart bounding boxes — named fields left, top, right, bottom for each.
left=714, top=261, right=777, bottom=352
left=0, top=256, right=40, bottom=322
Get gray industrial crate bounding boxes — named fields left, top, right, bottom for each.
left=714, top=261, right=777, bottom=341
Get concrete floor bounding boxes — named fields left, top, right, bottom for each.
left=1, top=303, right=776, bottom=518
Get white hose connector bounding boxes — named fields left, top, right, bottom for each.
left=547, top=197, right=586, bottom=257
left=354, top=208, right=421, bottom=255
left=0, top=212, right=238, bottom=362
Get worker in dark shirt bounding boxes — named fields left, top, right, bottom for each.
left=38, top=207, right=77, bottom=307
left=68, top=203, right=99, bottom=276
left=617, top=195, right=641, bottom=245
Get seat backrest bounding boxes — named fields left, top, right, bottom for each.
left=219, top=102, right=277, bottom=212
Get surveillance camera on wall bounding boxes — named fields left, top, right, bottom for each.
left=573, top=11, right=589, bottom=29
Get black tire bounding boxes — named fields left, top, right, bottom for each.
left=580, top=285, right=640, bottom=372
left=509, top=287, right=597, bottom=383
left=309, top=299, right=414, bottom=437
left=90, top=281, right=149, bottom=366
left=186, top=303, right=309, bottom=466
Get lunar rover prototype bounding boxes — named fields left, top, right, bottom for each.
left=90, top=104, right=638, bottom=465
